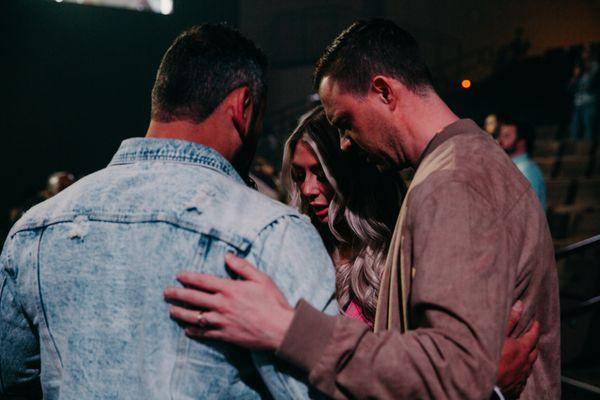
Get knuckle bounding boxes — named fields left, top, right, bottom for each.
left=214, top=292, right=227, bottom=304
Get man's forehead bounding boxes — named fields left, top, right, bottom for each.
left=318, top=77, right=346, bottom=121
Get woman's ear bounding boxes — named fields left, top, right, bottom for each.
left=371, top=76, right=396, bottom=109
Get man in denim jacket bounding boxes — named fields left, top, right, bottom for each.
left=0, top=24, right=336, bottom=399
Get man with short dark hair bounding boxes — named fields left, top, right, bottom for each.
left=166, top=19, right=560, bottom=399
left=0, top=24, right=336, bottom=399
left=498, top=117, right=547, bottom=209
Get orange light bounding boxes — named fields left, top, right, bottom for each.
left=461, top=79, right=472, bottom=89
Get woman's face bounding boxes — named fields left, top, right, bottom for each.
left=291, top=140, right=335, bottom=225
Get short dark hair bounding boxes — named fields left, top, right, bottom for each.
left=499, top=115, right=536, bottom=154
left=151, top=23, right=267, bottom=123
left=313, top=19, right=433, bottom=95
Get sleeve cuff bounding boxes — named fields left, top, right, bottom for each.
left=275, top=298, right=337, bottom=373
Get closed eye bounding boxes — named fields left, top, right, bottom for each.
left=332, top=114, right=352, bottom=133
left=290, top=167, right=305, bottom=183
left=311, top=166, right=327, bottom=182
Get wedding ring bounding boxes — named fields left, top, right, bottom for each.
left=196, top=312, right=208, bottom=327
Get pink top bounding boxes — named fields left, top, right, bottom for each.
left=345, top=299, right=373, bottom=329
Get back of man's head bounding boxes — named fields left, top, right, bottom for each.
left=151, top=24, right=267, bottom=123
left=313, top=18, right=433, bottom=96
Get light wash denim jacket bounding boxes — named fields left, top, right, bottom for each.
left=0, top=138, right=337, bottom=399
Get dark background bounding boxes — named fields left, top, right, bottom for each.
left=0, top=0, right=238, bottom=236
left=1, top=1, right=600, bottom=397
left=1, top=0, right=598, bottom=238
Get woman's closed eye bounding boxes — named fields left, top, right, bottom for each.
left=312, top=167, right=328, bottom=183
left=291, top=167, right=305, bottom=183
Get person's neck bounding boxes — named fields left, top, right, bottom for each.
left=510, top=148, right=527, bottom=158
left=401, top=92, right=460, bottom=167
left=146, top=118, right=239, bottom=162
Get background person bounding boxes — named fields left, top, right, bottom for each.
left=498, top=117, right=547, bottom=209
left=484, top=113, right=501, bottom=139
left=569, top=43, right=599, bottom=140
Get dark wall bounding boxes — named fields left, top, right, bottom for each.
left=0, top=0, right=238, bottom=237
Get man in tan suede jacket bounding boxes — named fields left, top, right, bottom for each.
left=164, top=19, right=560, bottom=399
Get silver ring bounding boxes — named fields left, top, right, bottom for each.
left=196, top=312, right=208, bottom=327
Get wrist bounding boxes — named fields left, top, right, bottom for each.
left=275, top=299, right=338, bottom=374
left=270, top=305, right=295, bottom=350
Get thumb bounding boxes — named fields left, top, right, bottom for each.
left=507, top=300, right=523, bottom=335
left=225, top=253, right=262, bottom=281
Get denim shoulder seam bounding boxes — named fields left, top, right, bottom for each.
left=109, top=157, right=236, bottom=181
left=252, top=212, right=307, bottom=240
left=11, top=211, right=254, bottom=252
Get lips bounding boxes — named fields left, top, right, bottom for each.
left=311, top=205, right=329, bottom=218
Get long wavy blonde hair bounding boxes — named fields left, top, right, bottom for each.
left=281, top=106, right=404, bottom=322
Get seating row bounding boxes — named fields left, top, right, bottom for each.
left=533, top=139, right=598, bottom=158
left=533, top=155, right=600, bottom=178
left=546, top=177, right=600, bottom=209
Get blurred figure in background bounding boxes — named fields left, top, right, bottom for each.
left=9, top=171, right=76, bottom=224
left=498, top=117, right=547, bottom=209
left=43, top=171, right=76, bottom=198
left=484, top=113, right=500, bottom=139
left=569, top=43, right=598, bottom=140
left=250, top=157, right=283, bottom=200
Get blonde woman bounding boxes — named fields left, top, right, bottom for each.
left=281, top=105, right=402, bottom=325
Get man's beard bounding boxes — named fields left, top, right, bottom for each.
left=357, top=115, right=403, bottom=172
left=503, top=142, right=517, bottom=156
left=231, top=113, right=261, bottom=185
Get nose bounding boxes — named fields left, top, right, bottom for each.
left=340, top=135, right=352, bottom=151
left=300, top=175, right=320, bottom=198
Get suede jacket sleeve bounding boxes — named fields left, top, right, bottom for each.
left=276, top=179, right=515, bottom=400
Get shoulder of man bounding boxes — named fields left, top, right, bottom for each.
left=207, top=178, right=309, bottom=239
left=410, top=129, right=533, bottom=213
left=9, top=164, right=306, bottom=246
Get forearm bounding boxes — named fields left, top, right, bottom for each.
left=277, top=300, right=499, bottom=400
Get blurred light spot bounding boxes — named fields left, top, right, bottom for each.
left=160, top=0, right=173, bottom=15
left=461, top=79, right=472, bottom=89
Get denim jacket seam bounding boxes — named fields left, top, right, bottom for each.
left=33, top=228, right=63, bottom=370
left=11, top=211, right=254, bottom=253
left=109, top=154, right=238, bottom=182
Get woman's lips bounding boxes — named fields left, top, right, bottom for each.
left=313, top=206, right=329, bottom=218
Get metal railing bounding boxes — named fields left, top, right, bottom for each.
left=556, top=234, right=600, bottom=260
left=558, top=234, right=600, bottom=396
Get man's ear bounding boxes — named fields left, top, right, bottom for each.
left=371, top=76, right=396, bottom=110
left=230, top=86, right=253, bottom=139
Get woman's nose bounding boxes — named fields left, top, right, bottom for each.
left=300, top=175, right=320, bottom=198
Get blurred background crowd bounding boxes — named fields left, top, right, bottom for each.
left=0, top=0, right=599, bottom=397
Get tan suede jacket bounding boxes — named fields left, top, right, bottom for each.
left=277, top=119, right=560, bottom=399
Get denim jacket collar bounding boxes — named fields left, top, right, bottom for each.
left=108, top=137, right=244, bottom=185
